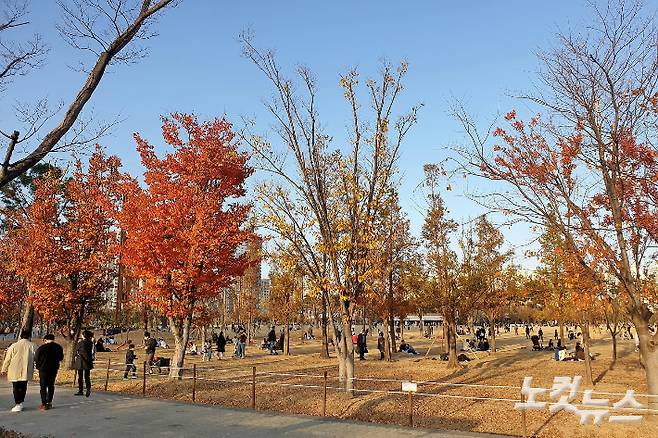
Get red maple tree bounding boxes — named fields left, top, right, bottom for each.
left=9, top=147, right=123, bottom=366
left=118, top=113, right=256, bottom=377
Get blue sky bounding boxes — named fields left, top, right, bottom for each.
left=0, top=0, right=602, bottom=269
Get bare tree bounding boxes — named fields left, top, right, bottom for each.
left=0, top=0, right=178, bottom=187
left=242, top=34, right=419, bottom=391
left=454, top=0, right=658, bottom=404
left=0, top=1, right=47, bottom=91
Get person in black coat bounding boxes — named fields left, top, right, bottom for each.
left=74, top=330, right=94, bottom=397
left=377, top=332, right=385, bottom=360
left=357, top=330, right=367, bottom=360
left=216, top=331, right=226, bottom=359
left=267, top=326, right=277, bottom=355
left=34, top=333, right=64, bottom=410
left=95, top=337, right=109, bottom=352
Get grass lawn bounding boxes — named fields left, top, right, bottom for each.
left=3, top=325, right=656, bottom=437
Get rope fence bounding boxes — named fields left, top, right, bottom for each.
left=78, top=358, right=658, bottom=436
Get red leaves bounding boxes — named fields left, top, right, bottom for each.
left=119, top=113, right=257, bottom=320
left=9, top=147, right=122, bottom=326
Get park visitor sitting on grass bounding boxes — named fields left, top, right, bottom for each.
left=399, top=340, right=418, bottom=355
left=95, top=337, right=110, bottom=352
left=476, top=339, right=489, bottom=351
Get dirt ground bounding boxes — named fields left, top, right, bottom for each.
left=0, top=429, right=47, bottom=438
left=3, top=325, right=657, bottom=438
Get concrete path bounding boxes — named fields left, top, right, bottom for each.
left=0, top=381, right=502, bottom=438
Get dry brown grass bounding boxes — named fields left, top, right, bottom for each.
left=4, top=326, right=657, bottom=437
left=0, top=428, right=50, bottom=438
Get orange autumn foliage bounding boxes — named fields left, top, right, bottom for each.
left=118, top=113, right=256, bottom=375
left=0, top=260, right=25, bottom=323
left=8, top=147, right=123, bottom=361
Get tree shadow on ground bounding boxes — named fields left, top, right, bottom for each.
left=343, top=391, right=484, bottom=435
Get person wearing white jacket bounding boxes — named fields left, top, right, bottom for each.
left=1, top=330, right=37, bottom=412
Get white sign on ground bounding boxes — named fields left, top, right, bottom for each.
left=402, top=381, right=417, bottom=393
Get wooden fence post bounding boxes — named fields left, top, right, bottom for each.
left=323, top=371, right=328, bottom=416
left=521, top=390, right=527, bottom=438
left=104, top=358, right=111, bottom=391
left=251, top=366, right=256, bottom=409
left=408, top=391, right=414, bottom=427
left=192, top=364, right=197, bottom=402
left=142, top=361, right=147, bottom=397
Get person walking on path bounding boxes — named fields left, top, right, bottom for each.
left=1, top=330, right=37, bottom=412
left=34, top=333, right=64, bottom=410
left=216, top=331, right=226, bottom=359
left=74, top=330, right=94, bottom=397
left=525, top=325, right=530, bottom=339
left=377, top=332, right=385, bottom=360
left=123, top=344, right=137, bottom=379
left=143, top=332, right=157, bottom=374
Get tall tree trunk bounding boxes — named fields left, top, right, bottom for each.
left=611, top=333, right=617, bottom=368
left=340, top=309, right=354, bottom=394
left=489, top=310, right=497, bottom=353
left=383, top=317, right=392, bottom=361
left=446, top=312, right=458, bottom=368
left=388, top=313, right=397, bottom=353
left=559, top=318, right=565, bottom=343
left=467, top=314, right=475, bottom=338
left=20, top=301, right=34, bottom=336
left=63, top=338, right=77, bottom=371
left=247, top=310, right=253, bottom=344
left=142, top=307, right=149, bottom=332
left=169, top=315, right=192, bottom=379
left=62, top=320, right=84, bottom=370
left=62, top=299, right=85, bottom=369
left=581, top=318, right=593, bottom=386
left=281, top=319, right=290, bottom=356
left=320, top=300, right=329, bottom=358
left=200, top=325, right=207, bottom=346
left=633, top=313, right=658, bottom=413
left=443, top=322, right=448, bottom=353
left=222, top=289, right=227, bottom=330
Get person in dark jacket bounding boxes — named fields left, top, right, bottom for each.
left=377, top=332, right=385, bottom=360
left=267, top=326, right=277, bottom=355
left=34, top=333, right=64, bottom=410
left=123, top=344, right=137, bottom=379
left=236, top=330, right=247, bottom=358
left=95, top=337, right=109, bottom=352
left=216, top=331, right=226, bottom=359
left=74, top=330, right=94, bottom=397
left=357, top=330, right=367, bottom=360
left=143, top=332, right=157, bottom=374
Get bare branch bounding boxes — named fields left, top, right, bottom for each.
left=0, top=0, right=178, bottom=187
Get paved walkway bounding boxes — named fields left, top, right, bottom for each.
left=0, top=381, right=501, bottom=438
